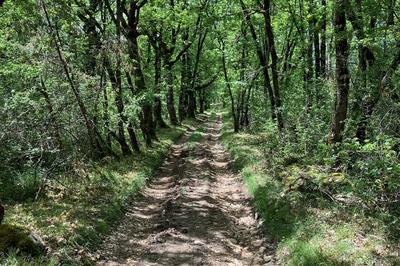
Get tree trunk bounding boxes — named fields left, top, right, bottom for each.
left=125, top=6, right=156, bottom=146
left=39, top=77, right=64, bottom=150
left=346, top=1, right=378, bottom=143
left=321, top=0, right=327, bottom=77
left=153, top=39, right=168, bottom=128
left=187, top=90, right=196, bottom=119
left=102, top=74, right=112, bottom=149
left=313, top=16, right=321, bottom=79
left=305, top=20, right=314, bottom=110
left=199, top=89, right=205, bottom=114
left=263, top=0, right=284, bottom=130
left=179, top=34, right=190, bottom=121
left=329, top=0, right=350, bottom=144
left=127, top=122, right=140, bottom=152
left=107, top=3, right=132, bottom=155
left=165, top=64, right=179, bottom=125
left=42, top=0, right=103, bottom=157
left=220, top=39, right=239, bottom=133
left=242, top=83, right=253, bottom=127
left=240, top=0, right=278, bottom=127
left=387, top=0, right=396, bottom=25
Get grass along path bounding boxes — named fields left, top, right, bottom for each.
left=2, top=122, right=195, bottom=265
left=220, top=112, right=399, bottom=265
left=94, top=114, right=273, bottom=265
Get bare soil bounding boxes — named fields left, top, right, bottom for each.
left=95, top=115, right=275, bottom=265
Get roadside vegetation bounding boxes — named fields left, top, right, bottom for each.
left=221, top=112, right=399, bottom=265
left=1, top=125, right=187, bottom=265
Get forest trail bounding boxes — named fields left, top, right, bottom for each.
left=94, top=115, right=275, bottom=266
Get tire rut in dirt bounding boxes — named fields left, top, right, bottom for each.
left=95, top=115, right=274, bottom=266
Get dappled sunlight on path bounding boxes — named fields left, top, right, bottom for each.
left=95, top=115, right=274, bottom=265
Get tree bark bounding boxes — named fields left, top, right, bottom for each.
left=305, top=18, right=314, bottom=110
left=329, top=0, right=350, bottom=144
left=220, top=38, right=239, bottom=132
left=387, top=0, right=396, bottom=25
left=179, top=31, right=190, bottom=121
left=127, top=122, right=140, bottom=152
left=321, top=0, right=327, bottom=77
left=153, top=42, right=168, bottom=128
left=240, top=0, right=280, bottom=128
left=165, top=63, right=179, bottom=125
left=124, top=0, right=156, bottom=146
left=262, top=0, right=284, bottom=130
left=346, top=0, right=378, bottom=143
left=39, top=78, right=64, bottom=150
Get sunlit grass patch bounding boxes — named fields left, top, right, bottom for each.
left=185, top=125, right=205, bottom=150
left=0, top=251, right=58, bottom=266
left=190, top=126, right=205, bottom=140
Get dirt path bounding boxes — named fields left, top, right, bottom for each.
left=95, top=115, right=274, bottom=265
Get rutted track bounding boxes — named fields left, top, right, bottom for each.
left=95, top=115, right=274, bottom=265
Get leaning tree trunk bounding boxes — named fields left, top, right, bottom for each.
left=329, top=0, right=350, bottom=144
left=240, top=0, right=277, bottom=125
left=127, top=122, right=140, bottom=152
left=42, top=0, right=103, bottom=157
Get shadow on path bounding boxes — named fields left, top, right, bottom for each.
left=95, top=115, right=274, bottom=266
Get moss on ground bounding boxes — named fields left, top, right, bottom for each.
left=0, top=224, right=45, bottom=256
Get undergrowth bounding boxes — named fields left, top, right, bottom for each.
left=1, top=124, right=189, bottom=265
left=220, top=111, right=400, bottom=266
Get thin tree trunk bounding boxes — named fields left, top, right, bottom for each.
left=263, top=0, right=284, bottom=130
left=153, top=39, right=168, bottom=128
left=39, top=77, right=64, bottom=150
left=387, top=0, right=396, bottom=25
left=321, top=0, right=327, bottom=77
left=306, top=19, right=314, bottom=110
left=220, top=39, right=239, bottom=132
left=102, top=79, right=112, bottom=149
left=346, top=0, right=378, bottom=143
left=329, top=0, right=350, bottom=144
left=42, top=0, right=102, bottom=156
left=127, top=122, right=140, bottom=152
left=179, top=31, right=190, bottom=121
left=0, top=201, right=4, bottom=225
left=165, top=63, right=179, bottom=125
left=240, top=0, right=277, bottom=123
